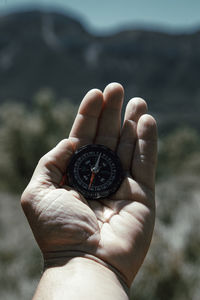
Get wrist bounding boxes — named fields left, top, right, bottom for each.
left=44, top=251, right=129, bottom=290
left=42, top=255, right=130, bottom=299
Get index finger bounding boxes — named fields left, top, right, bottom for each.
left=69, top=89, right=103, bottom=149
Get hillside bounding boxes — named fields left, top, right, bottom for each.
left=0, top=10, right=200, bottom=133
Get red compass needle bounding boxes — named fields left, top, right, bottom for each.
left=89, top=172, right=95, bottom=189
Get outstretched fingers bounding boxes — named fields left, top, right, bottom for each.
left=69, top=89, right=104, bottom=149
left=117, top=98, right=148, bottom=172
left=132, top=114, right=157, bottom=191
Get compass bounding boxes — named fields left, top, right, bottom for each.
left=67, top=144, right=124, bottom=200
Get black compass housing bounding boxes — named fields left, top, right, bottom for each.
left=67, top=144, right=124, bottom=200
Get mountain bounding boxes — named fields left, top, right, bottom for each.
left=0, top=10, right=200, bottom=134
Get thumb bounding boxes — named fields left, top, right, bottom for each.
left=31, top=139, right=74, bottom=186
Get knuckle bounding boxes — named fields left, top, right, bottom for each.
left=20, top=188, right=30, bottom=209
left=39, top=154, right=53, bottom=168
left=20, top=184, right=36, bottom=210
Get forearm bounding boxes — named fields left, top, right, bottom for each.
left=33, top=257, right=130, bottom=300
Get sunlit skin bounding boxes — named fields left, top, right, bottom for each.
left=21, top=83, right=157, bottom=298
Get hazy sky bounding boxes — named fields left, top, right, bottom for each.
left=1, top=0, right=200, bottom=34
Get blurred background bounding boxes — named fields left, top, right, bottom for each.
left=0, top=1, right=200, bottom=299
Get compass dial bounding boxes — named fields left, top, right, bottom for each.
left=67, top=144, right=124, bottom=200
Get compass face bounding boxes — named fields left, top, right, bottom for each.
left=67, top=144, right=124, bottom=200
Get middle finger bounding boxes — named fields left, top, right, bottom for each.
left=95, top=82, right=124, bottom=151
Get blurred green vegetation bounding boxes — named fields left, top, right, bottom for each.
left=157, top=126, right=200, bottom=178
left=0, top=89, right=77, bottom=192
left=0, top=89, right=200, bottom=192
left=0, top=90, right=200, bottom=299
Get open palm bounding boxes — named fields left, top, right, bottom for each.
left=21, top=83, right=157, bottom=287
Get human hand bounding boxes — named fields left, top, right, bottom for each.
left=21, top=83, right=157, bottom=288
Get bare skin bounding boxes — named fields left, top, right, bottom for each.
left=21, top=83, right=157, bottom=299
